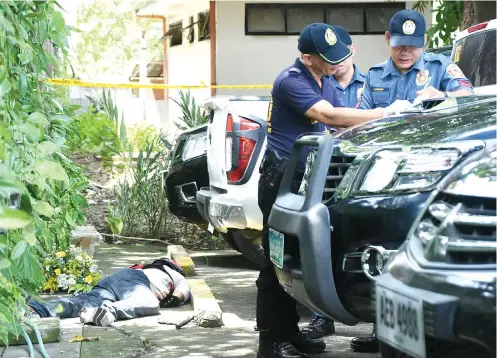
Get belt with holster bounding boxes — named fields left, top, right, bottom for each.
left=259, top=149, right=289, bottom=174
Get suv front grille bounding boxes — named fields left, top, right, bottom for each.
left=422, top=191, right=496, bottom=265
left=322, top=155, right=356, bottom=202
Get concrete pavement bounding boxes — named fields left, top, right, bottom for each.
left=1, top=244, right=378, bottom=358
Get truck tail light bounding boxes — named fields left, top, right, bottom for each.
left=467, top=21, right=488, bottom=33
left=225, top=114, right=259, bottom=183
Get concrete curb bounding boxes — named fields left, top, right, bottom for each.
left=167, top=244, right=196, bottom=277
left=167, top=244, right=223, bottom=328
left=0, top=317, right=61, bottom=347
left=187, top=278, right=224, bottom=328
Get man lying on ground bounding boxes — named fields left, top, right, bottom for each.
left=28, top=258, right=190, bottom=327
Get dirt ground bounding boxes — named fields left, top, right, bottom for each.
left=72, top=154, right=229, bottom=251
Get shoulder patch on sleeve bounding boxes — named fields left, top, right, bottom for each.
left=288, top=67, right=302, bottom=75
left=457, top=79, right=473, bottom=88
left=447, top=63, right=465, bottom=77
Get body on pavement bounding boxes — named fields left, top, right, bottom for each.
left=28, top=262, right=190, bottom=327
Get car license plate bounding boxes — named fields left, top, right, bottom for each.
left=269, top=228, right=284, bottom=269
left=376, top=284, right=426, bottom=358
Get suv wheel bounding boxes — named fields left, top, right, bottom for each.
left=220, top=232, right=239, bottom=252
left=228, top=229, right=265, bottom=267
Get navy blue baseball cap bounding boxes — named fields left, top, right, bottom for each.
left=298, top=23, right=352, bottom=65
left=332, top=25, right=352, bottom=46
left=388, top=9, right=426, bottom=48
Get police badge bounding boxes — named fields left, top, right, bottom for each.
left=402, top=20, right=416, bottom=35
left=416, top=69, right=430, bottom=86
left=325, top=28, right=337, bottom=46
left=357, top=87, right=363, bottom=101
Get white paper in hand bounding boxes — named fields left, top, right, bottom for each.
left=413, top=94, right=430, bottom=106
left=382, top=100, right=414, bottom=117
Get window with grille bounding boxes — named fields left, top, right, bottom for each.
left=169, top=21, right=183, bottom=46
left=198, top=10, right=210, bottom=41
left=245, top=2, right=406, bottom=35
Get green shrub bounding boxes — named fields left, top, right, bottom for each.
left=128, top=123, right=160, bottom=153
left=0, top=1, right=91, bottom=344
left=171, top=90, right=209, bottom=130
left=108, top=135, right=172, bottom=238
left=67, top=105, right=120, bottom=158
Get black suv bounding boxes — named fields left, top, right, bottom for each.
left=267, top=95, right=496, bottom=326
left=163, top=124, right=209, bottom=228
left=374, top=145, right=496, bottom=358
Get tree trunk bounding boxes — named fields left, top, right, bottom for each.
left=460, top=0, right=496, bottom=30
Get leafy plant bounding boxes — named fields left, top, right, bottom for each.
left=108, top=135, right=172, bottom=238
left=414, top=0, right=464, bottom=48
left=128, top=123, right=161, bottom=153
left=67, top=105, right=120, bottom=159
left=41, top=246, right=102, bottom=294
left=0, top=1, right=90, bottom=345
left=170, top=90, right=209, bottom=130
left=85, top=90, right=129, bottom=158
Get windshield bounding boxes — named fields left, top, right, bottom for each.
left=453, top=29, right=496, bottom=87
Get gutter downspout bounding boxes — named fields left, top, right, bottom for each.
left=135, top=10, right=168, bottom=102
left=210, top=1, right=216, bottom=97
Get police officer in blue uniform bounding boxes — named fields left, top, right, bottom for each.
left=330, top=25, right=366, bottom=108
left=301, top=25, right=367, bottom=341
left=358, top=9, right=474, bottom=110
left=350, top=9, right=475, bottom=354
left=256, top=23, right=385, bottom=358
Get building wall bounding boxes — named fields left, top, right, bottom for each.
left=215, top=0, right=431, bottom=97
left=164, top=0, right=212, bottom=138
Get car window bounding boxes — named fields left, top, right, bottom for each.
left=453, top=29, right=496, bottom=87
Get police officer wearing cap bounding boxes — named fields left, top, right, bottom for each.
left=358, top=9, right=474, bottom=110
left=301, top=25, right=367, bottom=342
left=256, top=23, right=385, bottom=358
left=330, top=25, right=366, bottom=108
left=348, top=9, right=475, bottom=354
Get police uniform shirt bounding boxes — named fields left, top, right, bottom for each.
left=358, top=52, right=475, bottom=109
left=267, top=58, right=345, bottom=159
left=330, top=64, right=365, bottom=108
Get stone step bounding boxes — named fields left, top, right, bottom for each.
left=0, top=317, right=60, bottom=347
left=70, top=225, right=103, bottom=257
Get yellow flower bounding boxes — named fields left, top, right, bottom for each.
left=55, top=251, right=66, bottom=258
left=84, top=275, right=93, bottom=284
left=55, top=268, right=61, bottom=275
left=42, top=277, right=58, bottom=293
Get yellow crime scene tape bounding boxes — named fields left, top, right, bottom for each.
left=45, top=78, right=273, bottom=89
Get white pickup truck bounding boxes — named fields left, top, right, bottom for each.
left=194, top=20, right=496, bottom=265
left=196, top=96, right=270, bottom=265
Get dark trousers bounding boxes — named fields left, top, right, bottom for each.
left=256, top=165, right=300, bottom=342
